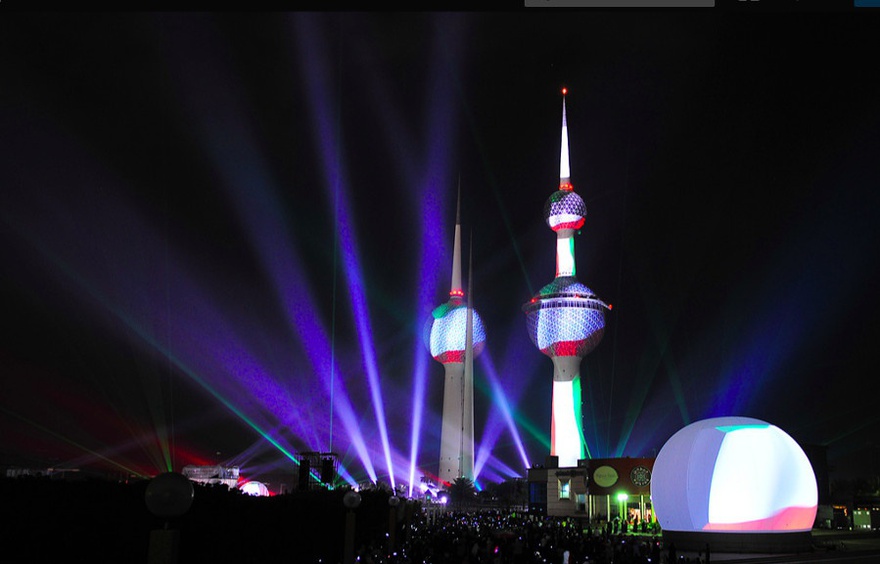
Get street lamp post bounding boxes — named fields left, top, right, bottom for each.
left=343, top=491, right=362, bottom=564
left=388, top=495, right=400, bottom=557
left=404, top=499, right=415, bottom=546
left=145, top=472, right=194, bottom=564
left=617, top=493, right=629, bottom=530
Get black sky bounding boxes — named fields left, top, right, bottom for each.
left=1, top=9, right=879, bottom=485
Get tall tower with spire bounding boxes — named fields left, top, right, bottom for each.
left=522, top=89, right=610, bottom=468
left=428, top=189, right=486, bottom=486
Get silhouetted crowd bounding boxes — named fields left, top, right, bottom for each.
left=1, top=476, right=712, bottom=564
left=354, top=510, right=704, bottom=564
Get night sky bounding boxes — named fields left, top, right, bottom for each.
left=2, top=9, right=879, bottom=489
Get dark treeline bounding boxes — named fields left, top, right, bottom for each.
left=1, top=475, right=691, bottom=564
left=1, top=476, right=392, bottom=563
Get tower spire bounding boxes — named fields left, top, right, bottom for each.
left=560, top=88, right=573, bottom=192
left=450, top=178, right=464, bottom=299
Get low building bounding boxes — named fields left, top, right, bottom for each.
left=854, top=495, right=880, bottom=531
left=527, top=455, right=656, bottom=529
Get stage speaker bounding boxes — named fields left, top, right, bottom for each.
left=298, top=458, right=311, bottom=491
left=321, top=458, right=335, bottom=486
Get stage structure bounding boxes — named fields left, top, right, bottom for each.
left=297, top=451, right=338, bottom=491
left=181, top=464, right=240, bottom=489
left=522, top=90, right=610, bottom=468
left=428, top=189, right=486, bottom=486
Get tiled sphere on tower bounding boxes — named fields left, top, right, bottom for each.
left=544, top=189, right=586, bottom=232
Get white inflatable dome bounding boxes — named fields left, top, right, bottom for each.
left=652, top=416, right=817, bottom=533
left=240, top=480, right=270, bottom=497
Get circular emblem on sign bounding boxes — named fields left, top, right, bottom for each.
left=630, top=465, right=651, bottom=487
left=593, top=465, right=619, bottom=488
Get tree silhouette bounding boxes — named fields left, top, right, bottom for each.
left=447, top=477, right=477, bottom=508
left=477, top=478, right=528, bottom=508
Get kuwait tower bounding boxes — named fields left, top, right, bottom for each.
left=428, top=190, right=486, bottom=486
left=522, top=90, right=610, bottom=468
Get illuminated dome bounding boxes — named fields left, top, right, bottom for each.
left=652, top=416, right=818, bottom=533
left=522, top=276, right=607, bottom=357
left=544, top=189, right=586, bottom=232
left=428, top=299, right=487, bottom=364
left=239, top=480, right=270, bottom=497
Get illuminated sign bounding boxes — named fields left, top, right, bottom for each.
left=631, top=466, right=651, bottom=487
left=593, top=465, right=619, bottom=488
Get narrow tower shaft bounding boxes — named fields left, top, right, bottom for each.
left=461, top=235, right=475, bottom=480
left=556, top=229, right=576, bottom=278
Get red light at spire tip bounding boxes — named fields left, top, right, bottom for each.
left=561, top=87, right=568, bottom=96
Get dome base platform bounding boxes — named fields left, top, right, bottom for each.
left=661, top=529, right=814, bottom=554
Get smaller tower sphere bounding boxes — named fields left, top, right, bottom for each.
left=544, top=190, right=586, bottom=232
left=428, top=301, right=487, bottom=364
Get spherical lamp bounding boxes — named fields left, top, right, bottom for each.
left=145, top=472, right=194, bottom=519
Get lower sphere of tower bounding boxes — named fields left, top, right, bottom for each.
left=524, top=304, right=605, bottom=357
left=522, top=277, right=607, bottom=357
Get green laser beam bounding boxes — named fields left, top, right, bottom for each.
left=5, top=216, right=305, bottom=469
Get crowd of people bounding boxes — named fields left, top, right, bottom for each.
left=1, top=475, right=714, bottom=564
left=353, top=509, right=706, bottom=564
